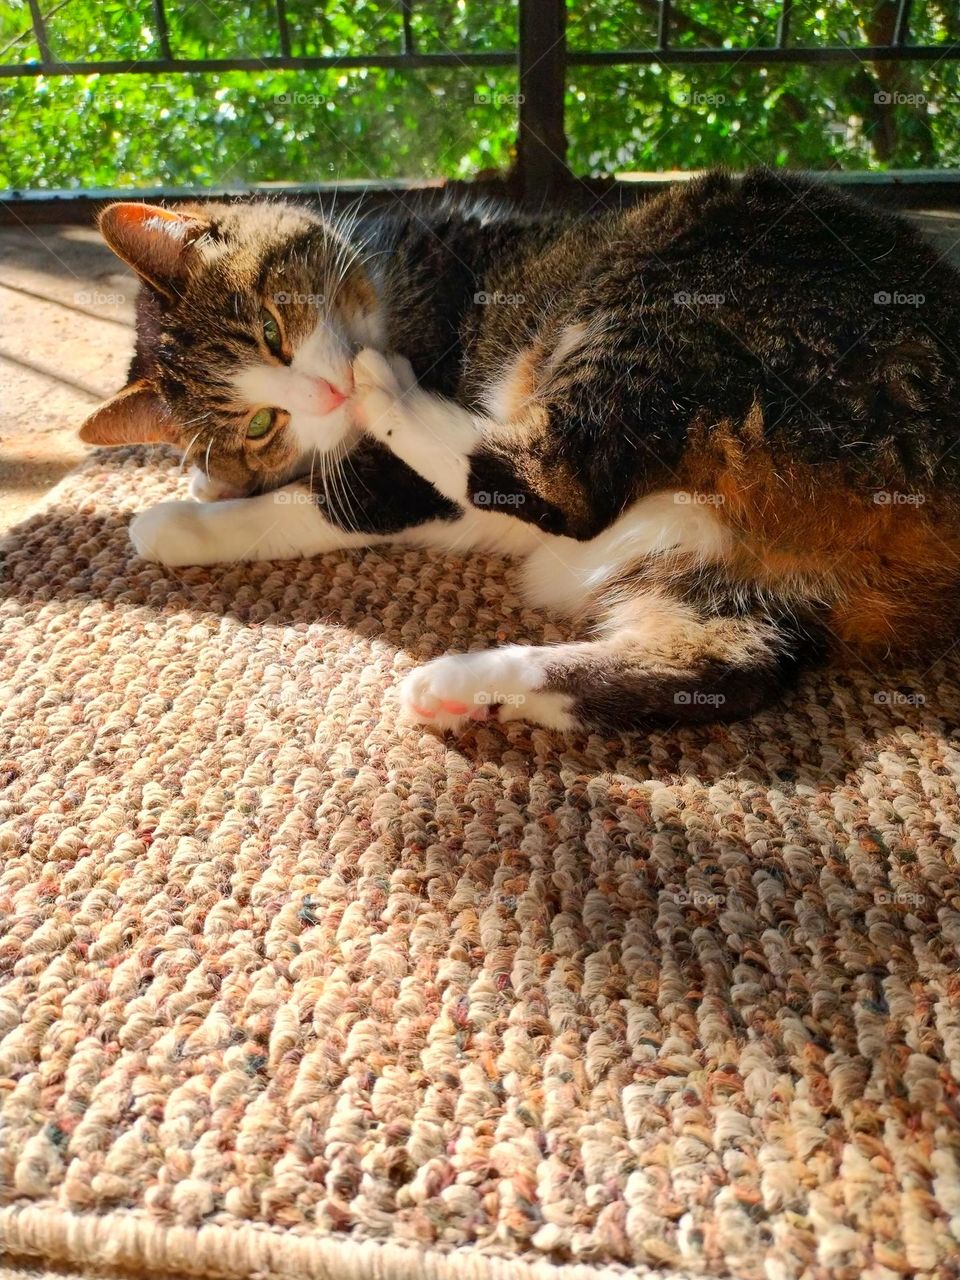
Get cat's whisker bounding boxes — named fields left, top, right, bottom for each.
left=318, top=444, right=335, bottom=530
left=178, top=430, right=204, bottom=473
left=324, top=440, right=352, bottom=535
left=332, top=443, right=361, bottom=536
left=341, top=441, right=372, bottom=501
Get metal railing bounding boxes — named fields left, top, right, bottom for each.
left=2, top=0, right=959, bottom=205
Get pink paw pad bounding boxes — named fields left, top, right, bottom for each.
left=438, top=699, right=470, bottom=715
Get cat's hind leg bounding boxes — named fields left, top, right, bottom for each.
left=399, top=584, right=820, bottom=733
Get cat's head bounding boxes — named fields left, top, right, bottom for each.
left=79, top=200, right=383, bottom=498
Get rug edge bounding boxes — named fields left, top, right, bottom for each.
left=0, top=1207, right=707, bottom=1280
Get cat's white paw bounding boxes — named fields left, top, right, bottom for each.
left=129, top=500, right=219, bottom=566
left=351, top=348, right=403, bottom=438
left=384, top=351, right=417, bottom=393
left=399, top=648, right=576, bottom=731
left=354, top=347, right=402, bottom=395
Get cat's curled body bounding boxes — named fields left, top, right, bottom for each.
left=80, top=171, right=960, bottom=733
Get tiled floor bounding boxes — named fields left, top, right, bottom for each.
left=2, top=205, right=960, bottom=533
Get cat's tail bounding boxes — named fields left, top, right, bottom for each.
left=399, top=571, right=824, bottom=733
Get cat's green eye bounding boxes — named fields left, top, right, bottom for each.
left=260, top=309, right=283, bottom=357
left=247, top=407, right=276, bottom=440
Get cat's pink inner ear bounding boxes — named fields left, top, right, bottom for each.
left=98, top=202, right=207, bottom=294
left=79, top=380, right=176, bottom=447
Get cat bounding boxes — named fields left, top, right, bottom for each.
left=78, top=170, right=960, bottom=734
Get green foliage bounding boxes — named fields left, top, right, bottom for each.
left=0, top=1, right=957, bottom=192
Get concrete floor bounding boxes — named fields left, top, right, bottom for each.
left=2, top=207, right=960, bottom=533
left=0, top=222, right=135, bottom=531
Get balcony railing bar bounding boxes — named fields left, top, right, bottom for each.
left=894, top=0, right=915, bottom=46
left=777, top=0, right=793, bottom=49
left=150, top=0, right=173, bottom=61
left=24, top=0, right=52, bottom=64
left=275, top=0, right=292, bottom=59
left=401, top=0, right=416, bottom=58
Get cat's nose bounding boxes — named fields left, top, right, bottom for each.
left=312, top=377, right=348, bottom=415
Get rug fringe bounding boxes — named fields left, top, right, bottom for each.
left=0, top=1207, right=703, bottom=1280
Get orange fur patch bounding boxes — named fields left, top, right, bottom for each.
left=680, top=409, right=960, bottom=655
left=488, top=344, right=542, bottom=421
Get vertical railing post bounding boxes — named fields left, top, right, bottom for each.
left=777, top=0, right=793, bottom=49
left=893, top=0, right=913, bottom=45
left=25, top=0, right=53, bottom=67
left=151, top=0, right=172, bottom=60
left=516, top=0, right=569, bottom=201
left=276, top=0, right=292, bottom=58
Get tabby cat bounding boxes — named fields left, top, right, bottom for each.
left=79, top=171, right=960, bottom=733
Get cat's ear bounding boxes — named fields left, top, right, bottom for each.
left=79, top=380, right=176, bottom=446
left=98, top=202, right=209, bottom=297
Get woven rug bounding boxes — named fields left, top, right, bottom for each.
left=2, top=448, right=960, bottom=1280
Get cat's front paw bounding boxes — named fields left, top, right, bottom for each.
left=350, top=348, right=405, bottom=439
left=129, top=500, right=218, bottom=566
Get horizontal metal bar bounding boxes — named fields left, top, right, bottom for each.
left=5, top=170, right=960, bottom=228
left=566, top=43, right=960, bottom=65
left=3, top=41, right=957, bottom=79
left=0, top=50, right=516, bottom=77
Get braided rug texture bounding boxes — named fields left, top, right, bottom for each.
left=2, top=449, right=960, bottom=1280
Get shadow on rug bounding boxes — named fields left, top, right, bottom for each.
left=1, top=450, right=959, bottom=1280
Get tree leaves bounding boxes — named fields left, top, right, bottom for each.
left=0, top=1, right=957, bottom=193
